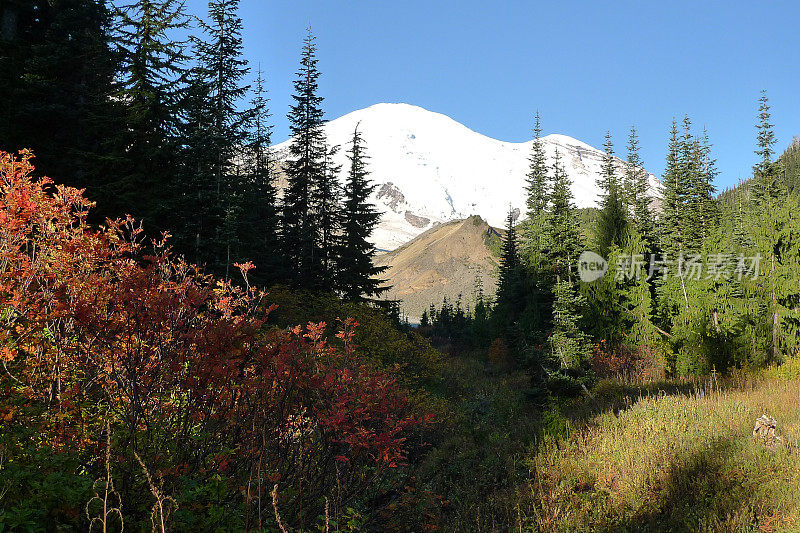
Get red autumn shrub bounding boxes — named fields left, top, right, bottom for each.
left=0, top=150, right=429, bottom=527
left=590, top=340, right=666, bottom=381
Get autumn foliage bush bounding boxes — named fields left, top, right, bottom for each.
left=0, top=151, right=429, bottom=530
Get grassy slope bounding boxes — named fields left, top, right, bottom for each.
left=525, top=377, right=800, bottom=532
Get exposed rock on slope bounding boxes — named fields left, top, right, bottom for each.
left=374, top=215, right=501, bottom=320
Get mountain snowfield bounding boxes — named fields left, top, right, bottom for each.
left=271, top=103, right=661, bottom=251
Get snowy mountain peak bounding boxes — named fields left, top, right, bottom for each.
left=272, top=103, right=660, bottom=251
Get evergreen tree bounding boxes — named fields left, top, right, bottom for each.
left=0, top=0, right=122, bottom=218
left=549, top=149, right=583, bottom=283
left=659, top=118, right=683, bottom=257
left=497, top=208, right=522, bottom=305
left=192, top=0, right=252, bottom=274
left=596, top=132, right=628, bottom=257
left=282, top=27, right=328, bottom=288
left=314, top=143, right=342, bottom=290
left=549, top=278, right=591, bottom=373
left=113, top=0, right=188, bottom=232
left=597, top=131, right=618, bottom=199
left=679, top=115, right=703, bottom=251
left=521, top=111, right=551, bottom=273
left=625, top=126, right=655, bottom=251
left=338, top=126, right=387, bottom=301
left=240, top=66, right=282, bottom=284
left=693, top=127, right=719, bottom=244
left=173, top=66, right=218, bottom=265
left=749, top=91, right=785, bottom=361
left=751, top=89, right=784, bottom=206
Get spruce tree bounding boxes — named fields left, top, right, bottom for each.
left=282, top=27, right=328, bottom=289
left=338, top=126, right=387, bottom=301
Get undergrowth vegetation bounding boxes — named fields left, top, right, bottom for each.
left=523, top=375, right=800, bottom=532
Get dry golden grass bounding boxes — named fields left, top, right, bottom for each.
left=524, top=377, right=800, bottom=532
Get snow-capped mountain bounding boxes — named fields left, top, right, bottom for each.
left=271, top=103, right=660, bottom=251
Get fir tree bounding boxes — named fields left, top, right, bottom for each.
left=625, top=126, right=655, bottom=251
left=497, top=207, right=521, bottom=304
left=314, top=143, right=342, bottom=290
left=192, top=0, right=252, bottom=273
left=659, top=118, right=683, bottom=257
left=521, top=111, right=551, bottom=273
left=549, top=279, right=591, bottom=372
left=694, top=127, right=719, bottom=244
left=751, top=89, right=783, bottom=206
left=113, top=0, right=189, bottom=232
left=597, top=131, right=618, bottom=199
left=0, top=0, right=122, bottom=219
left=240, top=66, right=282, bottom=284
left=337, top=126, right=387, bottom=301
left=596, top=132, right=628, bottom=257
left=174, top=66, right=218, bottom=265
left=282, top=27, right=328, bottom=288
left=749, top=90, right=785, bottom=362
left=679, top=115, right=702, bottom=251
left=549, top=149, right=583, bottom=284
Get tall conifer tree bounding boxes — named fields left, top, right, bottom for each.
left=596, top=132, right=628, bottom=256
left=193, top=0, right=251, bottom=274
left=521, top=112, right=551, bottom=272
left=282, top=27, right=329, bottom=288
left=751, top=89, right=783, bottom=206
left=625, top=126, right=655, bottom=251
left=114, top=0, right=188, bottom=231
left=0, top=0, right=122, bottom=219
left=548, top=149, right=583, bottom=283
left=240, top=66, right=282, bottom=283
left=659, top=119, right=683, bottom=256
left=338, top=126, right=387, bottom=301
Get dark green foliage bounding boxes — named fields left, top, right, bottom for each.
left=113, top=0, right=189, bottom=232
left=281, top=27, right=329, bottom=289
left=338, top=126, right=387, bottom=301
left=548, top=149, right=583, bottom=282
left=238, top=67, right=282, bottom=283
left=184, top=0, right=252, bottom=275
left=497, top=208, right=521, bottom=305
left=751, top=89, right=784, bottom=206
left=315, top=143, right=342, bottom=289
left=0, top=0, right=122, bottom=219
left=521, top=112, right=550, bottom=272
left=659, top=118, right=684, bottom=256
left=626, top=126, right=655, bottom=252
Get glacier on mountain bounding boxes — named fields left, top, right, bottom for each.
left=271, top=103, right=660, bottom=251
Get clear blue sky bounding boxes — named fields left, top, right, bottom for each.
left=186, top=0, right=799, bottom=190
